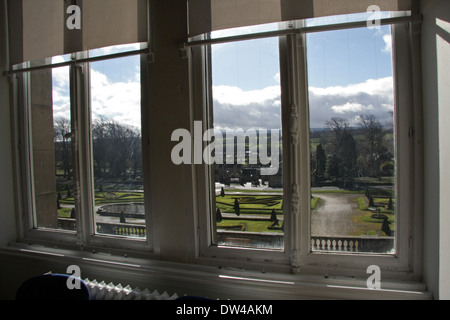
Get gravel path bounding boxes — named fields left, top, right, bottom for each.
left=311, top=193, right=361, bottom=237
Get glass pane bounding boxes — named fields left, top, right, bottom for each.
left=307, top=25, right=396, bottom=254
left=90, top=55, right=146, bottom=238
left=89, top=43, right=146, bottom=59
left=210, top=36, right=284, bottom=250
left=30, top=64, right=75, bottom=231
left=304, top=11, right=393, bottom=28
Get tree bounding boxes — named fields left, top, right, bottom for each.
left=326, top=117, right=349, bottom=153
left=54, top=117, right=72, bottom=178
left=314, top=143, right=327, bottom=182
left=327, top=154, right=340, bottom=181
left=324, top=117, right=357, bottom=185
left=92, top=117, right=142, bottom=180
left=369, top=195, right=375, bottom=207
left=340, top=130, right=357, bottom=182
left=119, top=212, right=126, bottom=224
left=216, top=208, right=223, bottom=223
left=381, top=216, right=391, bottom=236
left=270, top=209, right=277, bottom=222
left=388, top=197, right=393, bottom=210
left=358, top=114, right=385, bottom=177
left=220, top=187, right=225, bottom=197
left=234, top=199, right=240, bottom=216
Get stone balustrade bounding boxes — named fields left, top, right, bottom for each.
left=96, top=222, right=146, bottom=237
left=311, top=235, right=395, bottom=253
left=58, top=218, right=394, bottom=253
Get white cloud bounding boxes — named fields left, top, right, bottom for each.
left=51, top=58, right=394, bottom=134
left=308, top=77, right=394, bottom=128
left=331, top=102, right=374, bottom=114
left=212, top=85, right=282, bottom=131
left=274, top=72, right=280, bottom=84
left=52, top=65, right=71, bottom=120
left=212, top=76, right=394, bottom=130
left=213, top=85, right=280, bottom=106
left=51, top=63, right=141, bottom=129
left=382, top=33, right=392, bottom=52
left=90, top=69, right=141, bottom=128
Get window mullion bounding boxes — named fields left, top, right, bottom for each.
left=282, top=31, right=311, bottom=271
left=71, top=58, right=93, bottom=246
left=296, top=32, right=312, bottom=264
left=17, top=71, right=36, bottom=235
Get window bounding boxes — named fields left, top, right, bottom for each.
left=16, top=44, right=150, bottom=248
left=209, top=35, right=284, bottom=250
left=89, top=54, right=145, bottom=238
left=193, top=14, right=416, bottom=272
left=306, top=25, right=397, bottom=254
left=29, top=62, right=73, bottom=231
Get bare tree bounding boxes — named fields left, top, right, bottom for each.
left=325, top=117, right=356, bottom=185
left=325, top=117, right=349, bottom=153
left=54, top=117, right=72, bottom=178
left=358, top=114, right=384, bottom=177
left=92, top=117, right=142, bottom=180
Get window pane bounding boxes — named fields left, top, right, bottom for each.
left=88, top=43, right=146, bottom=59
left=306, top=26, right=396, bottom=254
left=89, top=55, right=146, bottom=239
left=30, top=64, right=75, bottom=231
left=210, top=36, right=284, bottom=250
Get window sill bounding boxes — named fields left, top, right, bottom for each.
left=0, top=243, right=432, bottom=300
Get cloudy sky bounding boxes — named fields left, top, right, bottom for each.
left=52, top=43, right=142, bottom=130
left=211, top=15, right=395, bottom=130
left=51, top=14, right=395, bottom=132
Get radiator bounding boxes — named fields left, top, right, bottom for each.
left=84, top=278, right=179, bottom=300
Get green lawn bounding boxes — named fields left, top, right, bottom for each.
left=59, top=191, right=145, bottom=206
left=215, top=193, right=284, bottom=233
left=217, top=219, right=283, bottom=233
left=354, top=195, right=396, bottom=236
left=57, top=207, right=73, bottom=218
left=311, top=196, right=320, bottom=210
left=216, top=194, right=283, bottom=216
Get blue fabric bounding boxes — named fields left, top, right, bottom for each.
left=15, top=274, right=90, bottom=300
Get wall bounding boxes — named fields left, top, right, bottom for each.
left=0, top=0, right=447, bottom=300
left=0, top=0, right=17, bottom=247
left=421, top=0, right=450, bottom=299
left=146, top=0, right=194, bottom=262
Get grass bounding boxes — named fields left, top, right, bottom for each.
left=57, top=207, right=73, bottom=218
left=217, top=219, right=283, bottom=233
left=216, top=194, right=283, bottom=215
left=59, top=191, right=144, bottom=206
left=94, top=191, right=144, bottom=205
left=356, top=196, right=368, bottom=210
left=226, top=188, right=283, bottom=193
left=57, top=185, right=395, bottom=237
left=311, top=189, right=365, bottom=194
left=353, top=195, right=396, bottom=236
left=215, top=193, right=285, bottom=233
left=311, top=196, right=320, bottom=210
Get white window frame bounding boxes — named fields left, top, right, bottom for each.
left=11, top=46, right=155, bottom=254
left=190, top=16, right=423, bottom=279
left=190, top=34, right=293, bottom=272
